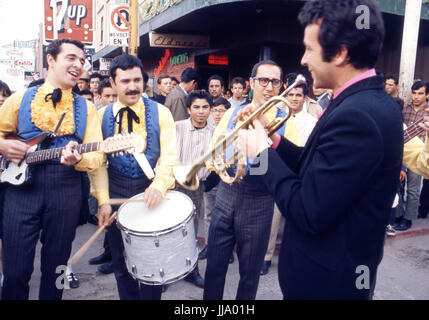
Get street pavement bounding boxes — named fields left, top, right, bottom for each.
left=2, top=216, right=429, bottom=300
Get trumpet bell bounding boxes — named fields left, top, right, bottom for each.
left=173, top=164, right=200, bottom=191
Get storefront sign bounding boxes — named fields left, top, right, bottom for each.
left=44, top=0, right=93, bottom=44
left=170, top=53, right=188, bottom=66
left=208, top=54, right=229, bottom=66
left=154, top=49, right=173, bottom=78
left=149, top=32, right=209, bottom=49
left=100, top=58, right=112, bottom=72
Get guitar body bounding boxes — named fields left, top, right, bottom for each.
left=0, top=132, right=53, bottom=186
left=0, top=132, right=144, bottom=187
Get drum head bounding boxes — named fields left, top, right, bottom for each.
left=117, top=190, right=194, bottom=233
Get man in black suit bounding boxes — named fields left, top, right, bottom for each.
left=237, top=0, right=403, bottom=299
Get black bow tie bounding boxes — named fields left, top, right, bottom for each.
left=44, top=88, right=62, bottom=108
left=115, top=107, right=140, bottom=133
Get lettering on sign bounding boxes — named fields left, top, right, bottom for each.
left=170, top=53, right=189, bottom=66
left=44, top=0, right=93, bottom=43
left=109, top=4, right=130, bottom=47
left=149, top=32, right=209, bottom=49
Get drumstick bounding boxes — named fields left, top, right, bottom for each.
left=67, top=211, right=117, bottom=266
left=107, top=197, right=170, bottom=205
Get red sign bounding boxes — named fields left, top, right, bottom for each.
left=208, top=54, right=229, bottom=66
left=154, top=49, right=173, bottom=78
left=111, top=6, right=129, bottom=32
left=44, top=0, right=93, bottom=44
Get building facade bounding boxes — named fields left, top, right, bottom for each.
left=92, top=0, right=429, bottom=95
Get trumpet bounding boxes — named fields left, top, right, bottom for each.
left=174, top=74, right=307, bottom=190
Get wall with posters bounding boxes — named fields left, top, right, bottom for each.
left=0, top=43, right=36, bottom=91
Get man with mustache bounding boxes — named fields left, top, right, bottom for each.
left=0, top=38, right=104, bottom=300
left=89, top=54, right=177, bottom=300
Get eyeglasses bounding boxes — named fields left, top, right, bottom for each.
left=253, top=77, right=283, bottom=88
left=212, top=109, right=227, bottom=114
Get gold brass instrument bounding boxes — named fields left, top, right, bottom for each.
left=174, top=74, right=307, bottom=190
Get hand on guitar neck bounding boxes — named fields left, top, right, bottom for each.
left=0, top=139, right=30, bottom=164
left=60, top=141, right=82, bottom=166
left=417, top=108, right=429, bottom=135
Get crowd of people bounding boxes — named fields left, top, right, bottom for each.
left=0, top=0, right=429, bottom=300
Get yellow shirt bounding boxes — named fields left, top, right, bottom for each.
left=207, top=105, right=301, bottom=171
left=0, top=81, right=104, bottom=172
left=88, top=98, right=178, bottom=206
left=403, top=128, right=429, bottom=179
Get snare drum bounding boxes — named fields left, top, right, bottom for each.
left=116, top=190, right=198, bottom=285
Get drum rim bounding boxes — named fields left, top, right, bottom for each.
left=128, top=255, right=199, bottom=285
left=116, top=190, right=196, bottom=236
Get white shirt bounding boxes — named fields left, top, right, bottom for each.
left=293, top=109, right=317, bottom=146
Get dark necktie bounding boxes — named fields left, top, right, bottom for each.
left=44, top=88, right=62, bottom=108
left=115, top=106, right=140, bottom=133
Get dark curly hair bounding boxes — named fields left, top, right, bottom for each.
left=298, top=0, right=385, bottom=69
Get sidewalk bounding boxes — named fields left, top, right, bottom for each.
left=387, top=217, right=429, bottom=240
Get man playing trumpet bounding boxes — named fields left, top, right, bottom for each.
left=203, top=60, right=300, bottom=300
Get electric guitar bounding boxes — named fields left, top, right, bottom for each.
left=404, top=118, right=426, bottom=144
left=0, top=132, right=145, bottom=186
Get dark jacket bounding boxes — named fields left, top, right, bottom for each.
left=260, top=75, right=403, bottom=299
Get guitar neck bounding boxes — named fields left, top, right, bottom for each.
left=404, top=118, right=425, bottom=144
left=25, top=142, right=101, bottom=164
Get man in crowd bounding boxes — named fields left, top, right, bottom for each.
left=175, top=90, right=216, bottom=288
left=153, top=74, right=172, bottom=105
left=96, top=78, right=118, bottom=110
left=0, top=80, right=11, bottom=107
left=78, top=89, right=94, bottom=103
left=384, top=73, right=404, bottom=111
left=197, top=96, right=231, bottom=261
left=228, top=77, right=247, bottom=109
left=207, top=75, right=224, bottom=101
left=164, top=68, right=200, bottom=121
left=396, top=81, right=429, bottom=231
left=89, top=72, right=102, bottom=104
left=89, top=54, right=177, bottom=300
left=76, top=71, right=90, bottom=91
left=0, top=38, right=104, bottom=300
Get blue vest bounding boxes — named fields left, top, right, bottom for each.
left=17, top=85, right=87, bottom=163
left=225, top=104, right=287, bottom=175
left=102, top=97, right=160, bottom=178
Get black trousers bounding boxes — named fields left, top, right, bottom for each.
left=203, top=179, right=274, bottom=300
left=2, top=164, right=81, bottom=300
left=107, top=169, right=162, bottom=300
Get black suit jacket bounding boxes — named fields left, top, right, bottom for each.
left=259, top=75, right=403, bottom=299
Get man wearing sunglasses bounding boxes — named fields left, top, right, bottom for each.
left=203, top=60, right=300, bottom=300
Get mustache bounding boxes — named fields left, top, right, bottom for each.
left=125, top=90, right=141, bottom=96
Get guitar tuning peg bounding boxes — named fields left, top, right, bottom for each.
left=119, top=152, right=124, bottom=156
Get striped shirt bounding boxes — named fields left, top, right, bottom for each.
left=403, top=102, right=429, bottom=142
left=176, top=118, right=216, bottom=181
